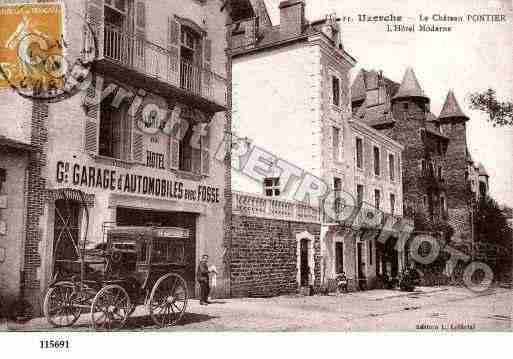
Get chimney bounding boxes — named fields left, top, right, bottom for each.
left=279, top=0, right=305, bottom=37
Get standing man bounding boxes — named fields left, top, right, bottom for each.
left=197, top=254, right=210, bottom=305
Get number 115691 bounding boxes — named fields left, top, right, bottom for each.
left=40, top=340, right=69, bottom=349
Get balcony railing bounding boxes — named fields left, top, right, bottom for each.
left=232, top=191, right=321, bottom=223
left=232, top=191, right=412, bottom=229
left=102, top=24, right=227, bottom=107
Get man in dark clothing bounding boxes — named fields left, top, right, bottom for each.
left=197, top=254, right=210, bottom=305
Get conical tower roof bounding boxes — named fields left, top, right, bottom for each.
left=439, top=90, right=469, bottom=122
left=392, top=67, right=429, bottom=102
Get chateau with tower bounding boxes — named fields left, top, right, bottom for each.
left=352, top=68, right=490, bottom=256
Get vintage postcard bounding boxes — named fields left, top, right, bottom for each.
left=0, top=0, right=511, bottom=353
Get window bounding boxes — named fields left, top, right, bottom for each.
left=403, top=102, right=409, bottom=110
left=438, top=166, right=443, bottom=180
left=179, top=124, right=194, bottom=172
left=264, top=177, right=280, bottom=197
left=390, top=193, right=396, bottom=214
left=423, top=195, right=428, bottom=207
left=180, top=26, right=201, bottom=92
left=438, top=141, right=443, bottom=156
left=335, top=242, right=344, bottom=274
left=429, top=161, right=435, bottom=177
left=369, top=240, right=373, bottom=265
left=356, top=184, right=364, bottom=207
left=333, top=177, right=342, bottom=191
left=332, top=127, right=340, bottom=162
left=332, top=76, right=340, bottom=107
left=389, top=154, right=395, bottom=181
left=356, top=137, right=363, bottom=169
left=374, top=189, right=381, bottom=210
left=419, top=159, right=426, bottom=173
left=0, top=168, right=5, bottom=193
left=440, top=195, right=446, bottom=211
left=99, top=101, right=131, bottom=160
left=373, top=146, right=380, bottom=176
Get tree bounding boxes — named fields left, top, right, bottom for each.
left=467, top=88, right=513, bottom=127
left=475, top=196, right=511, bottom=248
left=474, top=196, right=513, bottom=283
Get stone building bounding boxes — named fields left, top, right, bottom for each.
left=352, top=68, right=490, bottom=256
left=229, top=0, right=407, bottom=294
left=0, top=0, right=252, bottom=313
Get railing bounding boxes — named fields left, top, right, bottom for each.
left=103, top=24, right=226, bottom=107
left=231, top=191, right=413, bottom=228
left=232, top=191, right=321, bottom=223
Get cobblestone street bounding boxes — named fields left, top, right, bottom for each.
left=4, top=286, right=511, bottom=331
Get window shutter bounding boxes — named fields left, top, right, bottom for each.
left=204, top=38, right=212, bottom=64
left=134, top=1, right=147, bottom=70
left=83, top=75, right=102, bottom=154
left=201, top=125, right=211, bottom=176
left=168, top=17, right=181, bottom=85
left=381, top=145, right=387, bottom=179
left=168, top=104, right=180, bottom=170
left=191, top=145, right=201, bottom=174
left=327, top=71, right=333, bottom=105
left=85, top=0, right=105, bottom=58
left=202, top=37, right=212, bottom=98
left=131, top=120, right=145, bottom=164
left=169, top=137, right=180, bottom=170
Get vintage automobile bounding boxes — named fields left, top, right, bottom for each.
left=42, top=190, right=190, bottom=330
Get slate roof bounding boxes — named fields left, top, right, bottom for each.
left=439, top=90, right=469, bottom=122
left=351, top=69, right=400, bottom=102
left=351, top=70, right=366, bottom=101
left=392, top=67, right=429, bottom=101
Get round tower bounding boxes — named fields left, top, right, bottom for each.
left=439, top=90, right=474, bottom=245
left=391, top=67, right=430, bottom=122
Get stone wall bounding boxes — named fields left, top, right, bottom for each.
left=230, top=214, right=321, bottom=297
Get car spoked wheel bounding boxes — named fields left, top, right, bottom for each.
left=90, top=284, right=131, bottom=331
left=43, top=282, right=82, bottom=327
left=148, top=273, right=188, bottom=327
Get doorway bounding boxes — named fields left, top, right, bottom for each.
left=300, top=238, right=309, bottom=286
left=357, top=242, right=366, bottom=290
left=53, top=200, right=81, bottom=279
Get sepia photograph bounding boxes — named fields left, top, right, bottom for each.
left=0, top=0, right=511, bottom=355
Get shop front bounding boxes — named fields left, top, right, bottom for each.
left=38, top=150, right=227, bottom=308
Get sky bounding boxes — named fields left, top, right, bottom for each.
left=262, top=0, right=513, bottom=207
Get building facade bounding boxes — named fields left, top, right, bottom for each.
left=0, top=0, right=253, bottom=313
left=229, top=0, right=407, bottom=293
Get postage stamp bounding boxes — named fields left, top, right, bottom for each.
left=0, top=3, right=65, bottom=92
left=0, top=2, right=96, bottom=102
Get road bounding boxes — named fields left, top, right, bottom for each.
left=3, top=286, right=512, bottom=331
